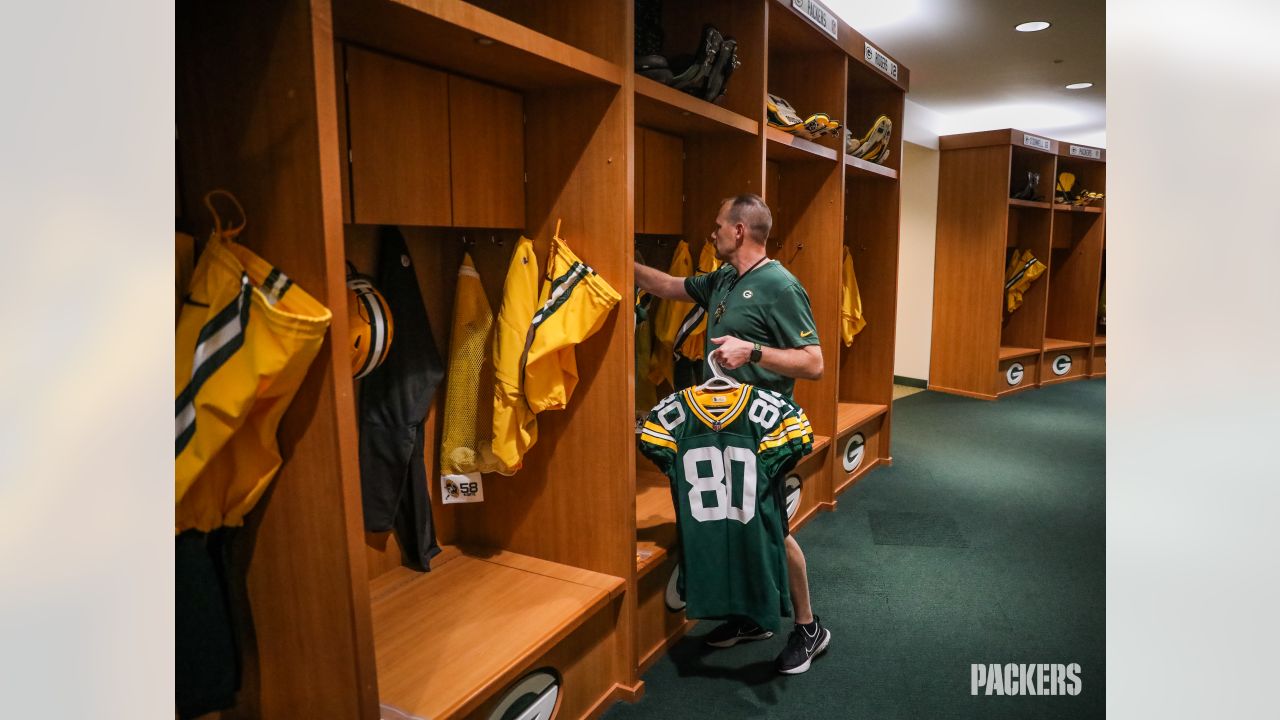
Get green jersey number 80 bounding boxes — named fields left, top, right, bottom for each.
left=682, top=446, right=757, bottom=524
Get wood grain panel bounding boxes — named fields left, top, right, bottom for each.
left=774, top=159, right=844, bottom=509
left=635, top=76, right=760, bottom=137
left=345, top=46, right=452, bottom=226
left=928, top=145, right=1009, bottom=397
left=466, top=0, right=628, bottom=65
left=176, top=1, right=377, bottom=717
left=333, top=0, right=625, bottom=91
left=634, top=127, right=646, bottom=233
left=1001, top=205, right=1051, bottom=349
left=448, top=74, right=525, bottom=229
left=635, top=553, right=692, bottom=674
left=642, top=128, right=684, bottom=235
left=841, top=176, right=900, bottom=408
left=1046, top=212, right=1105, bottom=343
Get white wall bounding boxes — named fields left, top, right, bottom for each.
left=894, top=141, right=939, bottom=381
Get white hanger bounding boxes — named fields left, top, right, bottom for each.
left=699, top=353, right=741, bottom=391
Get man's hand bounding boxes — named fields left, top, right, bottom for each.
left=710, top=335, right=754, bottom=370
left=711, top=337, right=825, bottom=380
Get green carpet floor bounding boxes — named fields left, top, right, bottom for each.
left=606, top=380, right=1105, bottom=719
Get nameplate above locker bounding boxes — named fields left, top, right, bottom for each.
left=1022, top=133, right=1052, bottom=152
left=792, top=0, right=839, bottom=40
left=1069, top=144, right=1103, bottom=160
left=864, top=42, right=899, bottom=80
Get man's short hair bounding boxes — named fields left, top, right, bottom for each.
left=721, top=194, right=772, bottom=244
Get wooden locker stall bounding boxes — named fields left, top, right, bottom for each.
left=1053, top=142, right=1107, bottom=380
left=176, top=1, right=910, bottom=717
left=930, top=129, right=1107, bottom=400
left=834, top=50, right=906, bottom=497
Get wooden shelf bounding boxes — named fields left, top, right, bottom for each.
left=1043, top=337, right=1090, bottom=352
left=1053, top=203, right=1103, bottom=214
left=370, top=548, right=624, bottom=720
left=812, top=434, right=831, bottom=453
left=635, top=76, right=759, bottom=136
left=999, top=345, right=1041, bottom=361
left=836, top=402, right=888, bottom=435
left=765, top=126, right=840, bottom=163
left=1094, top=336, right=1106, bottom=346
left=334, top=0, right=624, bottom=91
left=1008, top=198, right=1051, bottom=210
left=844, top=153, right=898, bottom=180
left=636, top=469, right=676, bottom=564
left=635, top=541, right=668, bottom=577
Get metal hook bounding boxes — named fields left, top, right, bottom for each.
left=789, top=243, right=805, bottom=264
left=490, top=233, right=502, bottom=246
left=461, top=232, right=474, bottom=247
left=657, top=236, right=668, bottom=247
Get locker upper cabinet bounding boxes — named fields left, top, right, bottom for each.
left=344, top=46, right=525, bottom=229
left=636, top=127, right=683, bottom=235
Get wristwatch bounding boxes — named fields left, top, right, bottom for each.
left=749, top=343, right=763, bottom=364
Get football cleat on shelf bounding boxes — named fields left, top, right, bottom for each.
left=701, top=37, right=740, bottom=102
left=767, top=93, right=841, bottom=140
left=847, top=114, right=893, bottom=160
left=670, top=25, right=723, bottom=92
left=635, top=54, right=673, bottom=84
left=1011, top=170, right=1041, bottom=200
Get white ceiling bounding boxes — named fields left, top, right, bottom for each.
left=827, top=0, right=1106, bottom=147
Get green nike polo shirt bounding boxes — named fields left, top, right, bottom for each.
left=684, top=259, right=819, bottom=398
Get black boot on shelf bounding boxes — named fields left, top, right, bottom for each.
left=636, top=54, right=673, bottom=84
left=701, top=37, right=739, bottom=102
left=669, top=24, right=723, bottom=92
left=1011, top=170, right=1040, bottom=200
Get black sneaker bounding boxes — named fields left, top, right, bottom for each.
left=704, top=619, right=773, bottom=648
left=776, top=617, right=831, bottom=674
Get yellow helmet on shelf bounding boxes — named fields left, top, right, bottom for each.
left=346, top=265, right=394, bottom=379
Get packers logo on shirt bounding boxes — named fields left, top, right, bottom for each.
left=1052, top=354, right=1072, bottom=376
left=742, top=290, right=753, bottom=299
left=487, top=667, right=562, bottom=720
left=665, top=564, right=685, bottom=612
left=842, top=433, right=866, bottom=473
left=784, top=473, right=802, bottom=520
left=1006, top=362, right=1025, bottom=386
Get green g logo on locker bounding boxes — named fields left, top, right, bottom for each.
left=842, top=432, right=866, bottom=473
left=1006, top=362, right=1025, bottom=386
left=1052, top=354, right=1072, bottom=376
left=486, top=667, right=561, bottom=720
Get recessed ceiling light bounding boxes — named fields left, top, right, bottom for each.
left=1065, top=82, right=1094, bottom=90
left=1015, top=21, right=1051, bottom=32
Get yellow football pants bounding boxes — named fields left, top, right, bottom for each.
left=175, top=234, right=331, bottom=533
left=524, top=233, right=621, bottom=414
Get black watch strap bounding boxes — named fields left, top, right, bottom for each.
left=750, top=343, right=763, bottom=364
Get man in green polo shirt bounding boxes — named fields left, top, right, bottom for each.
left=634, top=193, right=830, bottom=675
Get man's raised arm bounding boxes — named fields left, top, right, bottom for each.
left=634, top=261, right=693, bottom=301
